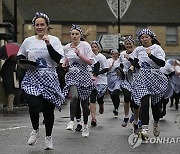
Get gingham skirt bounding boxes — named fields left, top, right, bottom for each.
left=21, top=68, right=65, bottom=110
left=171, top=74, right=180, bottom=94
left=163, top=79, right=175, bottom=99
left=107, top=71, right=122, bottom=92
left=121, top=79, right=132, bottom=92
left=132, top=66, right=168, bottom=106
left=63, top=62, right=94, bottom=101
left=93, top=84, right=107, bottom=98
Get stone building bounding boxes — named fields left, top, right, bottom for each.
left=1, top=0, right=180, bottom=55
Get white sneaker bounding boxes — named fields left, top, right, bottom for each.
left=66, top=121, right=75, bottom=131
left=140, top=128, right=148, bottom=140
left=82, top=125, right=89, bottom=137
left=44, top=136, right=53, bottom=150
left=153, top=122, right=160, bottom=137
left=27, top=130, right=39, bottom=146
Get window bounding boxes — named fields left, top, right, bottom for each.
left=166, top=27, right=178, bottom=45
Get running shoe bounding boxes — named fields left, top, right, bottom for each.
left=27, top=129, right=39, bottom=146
left=140, top=128, right=148, bottom=140
left=153, top=122, right=160, bottom=137
left=44, top=136, right=53, bottom=150
left=66, top=121, right=74, bottom=131
left=75, top=124, right=82, bottom=131
left=122, top=117, right=129, bottom=127
left=82, top=125, right=89, bottom=137
left=91, top=118, right=97, bottom=127
left=113, top=109, right=118, bottom=116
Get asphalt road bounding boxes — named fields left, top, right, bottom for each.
left=0, top=94, right=180, bottom=154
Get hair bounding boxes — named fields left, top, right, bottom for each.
left=90, top=41, right=101, bottom=50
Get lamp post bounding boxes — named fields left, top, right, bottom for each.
left=14, top=0, right=17, bottom=42
left=117, top=0, right=121, bottom=51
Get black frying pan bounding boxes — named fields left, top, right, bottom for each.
left=19, top=59, right=38, bottom=69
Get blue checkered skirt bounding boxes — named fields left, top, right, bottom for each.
left=132, top=67, right=168, bottom=106
left=121, top=79, right=132, bottom=92
left=163, top=79, right=175, bottom=99
left=94, top=84, right=107, bottom=98
left=21, top=69, right=65, bottom=110
left=63, top=62, right=94, bottom=101
left=107, top=71, right=122, bottom=91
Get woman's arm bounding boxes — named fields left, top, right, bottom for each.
left=47, top=44, right=62, bottom=63
left=75, top=48, right=92, bottom=65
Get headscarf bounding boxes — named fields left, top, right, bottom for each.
left=90, top=41, right=101, bottom=50
left=137, top=28, right=156, bottom=40
left=110, top=49, right=119, bottom=54
left=70, top=24, right=83, bottom=35
left=32, top=12, right=50, bottom=26
left=124, top=36, right=135, bottom=44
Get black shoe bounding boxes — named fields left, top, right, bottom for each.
left=122, top=117, right=129, bottom=127
left=91, top=119, right=97, bottom=127
left=161, top=110, right=166, bottom=117
left=75, top=124, right=82, bottom=131
left=113, top=109, right=118, bottom=116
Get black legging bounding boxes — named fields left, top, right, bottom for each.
left=109, top=89, right=120, bottom=110
left=121, top=87, right=133, bottom=112
left=27, top=93, right=55, bottom=136
left=133, top=95, right=161, bottom=125
left=90, top=89, right=104, bottom=105
left=70, top=86, right=89, bottom=124
left=75, top=98, right=81, bottom=120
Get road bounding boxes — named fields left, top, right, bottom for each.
left=0, top=94, right=180, bottom=154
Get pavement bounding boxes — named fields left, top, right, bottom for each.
left=0, top=94, right=180, bottom=154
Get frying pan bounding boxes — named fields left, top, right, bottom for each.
left=19, top=59, right=38, bottom=69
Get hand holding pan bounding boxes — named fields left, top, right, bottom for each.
left=18, top=59, right=38, bottom=69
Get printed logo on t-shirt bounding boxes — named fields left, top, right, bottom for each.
left=36, top=58, right=47, bottom=68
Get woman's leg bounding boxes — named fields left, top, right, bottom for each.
left=140, top=95, right=150, bottom=126
left=151, top=100, right=161, bottom=137
left=90, top=89, right=97, bottom=125
left=75, top=98, right=83, bottom=131
left=27, top=94, right=43, bottom=145
left=66, top=86, right=79, bottom=130
left=109, top=89, right=120, bottom=115
left=121, top=88, right=132, bottom=127
left=42, top=99, right=55, bottom=137
left=69, top=86, right=79, bottom=121
left=97, top=94, right=105, bottom=114
left=81, top=98, right=90, bottom=125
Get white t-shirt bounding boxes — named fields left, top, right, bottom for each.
left=94, top=53, right=109, bottom=84
left=107, top=58, right=120, bottom=72
left=17, top=35, right=64, bottom=68
left=119, top=50, right=134, bottom=72
left=133, top=44, right=165, bottom=68
left=63, top=41, right=95, bottom=65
